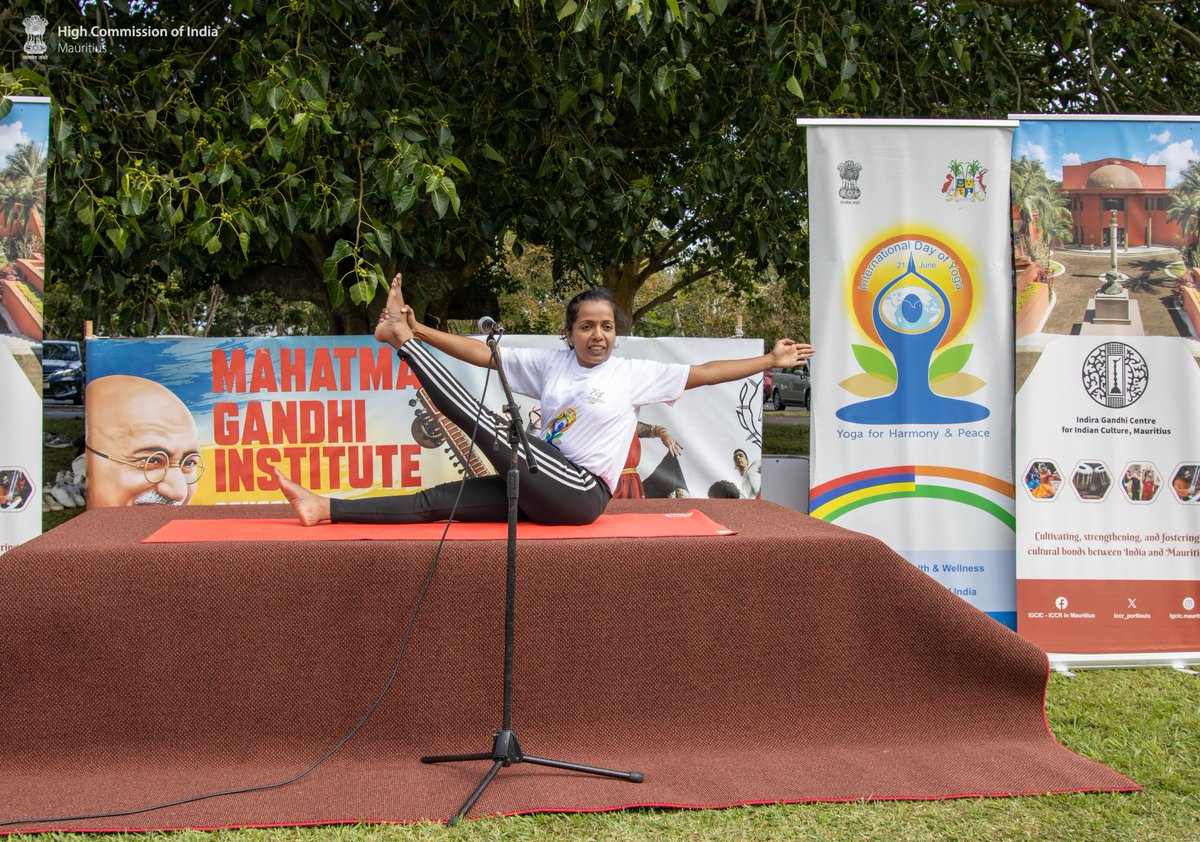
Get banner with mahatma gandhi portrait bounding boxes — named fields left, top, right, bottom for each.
left=801, top=119, right=1017, bottom=628
left=1010, top=115, right=1200, bottom=663
left=83, top=335, right=767, bottom=509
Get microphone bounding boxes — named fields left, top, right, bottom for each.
left=478, top=316, right=503, bottom=335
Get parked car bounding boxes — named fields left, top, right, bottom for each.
left=765, top=361, right=811, bottom=410
left=42, top=339, right=84, bottom=404
left=762, top=367, right=775, bottom=403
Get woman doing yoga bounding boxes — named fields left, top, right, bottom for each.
left=277, top=275, right=813, bottom=526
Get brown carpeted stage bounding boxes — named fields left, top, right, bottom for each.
left=0, top=500, right=1136, bottom=833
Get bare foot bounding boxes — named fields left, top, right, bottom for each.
left=374, top=273, right=418, bottom=350
left=275, top=468, right=331, bottom=526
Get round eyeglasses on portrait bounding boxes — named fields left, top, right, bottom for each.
left=85, top=444, right=205, bottom=484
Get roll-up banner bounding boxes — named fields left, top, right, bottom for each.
left=0, top=95, right=50, bottom=556
left=0, top=344, right=41, bottom=554
left=83, top=335, right=766, bottom=508
left=1010, top=115, right=1200, bottom=668
left=800, top=119, right=1017, bottom=628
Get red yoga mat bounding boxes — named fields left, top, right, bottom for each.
left=141, top=509, right=737, bottom=543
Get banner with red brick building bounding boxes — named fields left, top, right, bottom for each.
left=1011, top=115, right=1200, bottom=665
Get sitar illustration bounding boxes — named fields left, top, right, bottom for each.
left=409, top=388, right=493, bottom=478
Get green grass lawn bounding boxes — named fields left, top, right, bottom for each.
left=762, top=414, right=809, bottom=456
left=7, top=669, right=1197, bottom=841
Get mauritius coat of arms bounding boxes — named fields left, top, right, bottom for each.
left=941, top=159, right=988, bottom=202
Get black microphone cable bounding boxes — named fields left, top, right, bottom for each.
left=1, top=358, right=499, bottom=829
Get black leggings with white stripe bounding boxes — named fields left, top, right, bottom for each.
left=330, top=340, right=612, bottom=526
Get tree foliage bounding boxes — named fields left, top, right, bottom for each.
left=496, top=241, right=807, bottom=343
left=1168, top=161, right=1200, bottom=269
left=2, top=0, right=1200, bottom=336
left=0, top=141, right=46, bottom=237
left=1011, top=156, right=1072, bottom=263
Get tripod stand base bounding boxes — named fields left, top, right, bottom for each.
left=422, top=729, right=644, bottom=825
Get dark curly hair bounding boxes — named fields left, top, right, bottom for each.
left=707, top=480, right=742, bottom=499
left=563, top=287, right=631, bottom=336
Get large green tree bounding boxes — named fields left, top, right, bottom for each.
left=3, top=1, right=1200, bottom=335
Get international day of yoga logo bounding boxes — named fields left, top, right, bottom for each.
left=837, top=233, right=989, bottom=424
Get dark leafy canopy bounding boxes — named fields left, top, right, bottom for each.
left=2, top=0, right=1200, bottom=335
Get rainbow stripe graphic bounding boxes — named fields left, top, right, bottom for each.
left=810, top=465, right=1015, bottom=530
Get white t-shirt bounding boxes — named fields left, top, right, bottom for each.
left=737, top=459, right=762, bottom=499
left=501, top=346, right=690, bottom=493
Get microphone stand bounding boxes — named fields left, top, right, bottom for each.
left=421, top=325, right=643, bottom=825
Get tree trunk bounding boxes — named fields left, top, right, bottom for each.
left=399, top=246, right=493, bottom=329
left=219, top=239, right=495, bottom=335
left=601, top=260, right=645, bottom=334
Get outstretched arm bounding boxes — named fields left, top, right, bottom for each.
left=685, top=339, right=813, bottom=390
